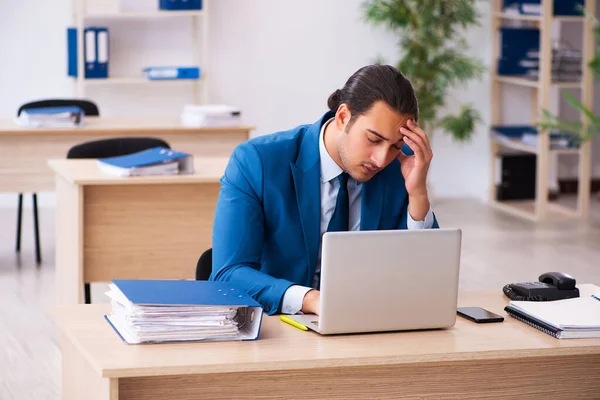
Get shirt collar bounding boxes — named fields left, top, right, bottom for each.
left=319, top=117, right=344, bottom=184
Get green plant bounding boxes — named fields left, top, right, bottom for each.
left=538, top=8, right=600, bottom=142
left=362, top=0, right=486, bottom=143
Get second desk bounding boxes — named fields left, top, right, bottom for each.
left=49, top=157, right=229, bottom=305
left=0, top=117, right=252, bottom=193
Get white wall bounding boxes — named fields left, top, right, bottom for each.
left=1, top=0, right=596, bottom=209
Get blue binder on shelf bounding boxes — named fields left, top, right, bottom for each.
left=159, top=0, right=202, bottom=10
left=497, top=27, right=540, bottom=76
left=143, top=66, right=200, bottom=80
left=67, top=26, right=109, bottom=78
left=503, top=0, right=584, bottom=16
left=105, top=280, right=264, bottom=344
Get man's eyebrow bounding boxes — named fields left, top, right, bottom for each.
left=367, top=129, right=404, bottom=144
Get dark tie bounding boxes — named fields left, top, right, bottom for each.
left=327, top=172, right=350, bottom=232
left=317, top=173, right=349, bottom=290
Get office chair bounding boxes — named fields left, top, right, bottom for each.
left=195, top=248, right=213, bottom=280
left=66, top=136, right=171, bottom=304
left=15, top=99, right=100, bottom=266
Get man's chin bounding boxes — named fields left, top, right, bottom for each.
left=350, top=167, right=378, bottom=183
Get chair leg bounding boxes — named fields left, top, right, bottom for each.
left=84, top=283, right=91, bottom=304
left=16, top=193, right=23, bottom=252
left=32, top=193, right=41, bottom=265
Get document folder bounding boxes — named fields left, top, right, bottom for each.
left=96, top=146, right=194, bottom=176
left=105, top=279, right=264, bottom=344
left=67, top=26, right=109, bottom=78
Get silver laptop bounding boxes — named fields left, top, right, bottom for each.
left=289, top=228, right=462, bottom=335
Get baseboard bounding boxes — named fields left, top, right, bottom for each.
left=558, top=179, right=600, bottom=194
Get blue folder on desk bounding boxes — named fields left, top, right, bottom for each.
left=97, top=146, right=194, bottom=176
left=105, top=280, right=264, bottom=344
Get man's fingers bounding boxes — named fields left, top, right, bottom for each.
left=403, top=136, right=426, bottom=160
left=402, top=127, right=432, bottom=161
left=405, top=120, right=432, bottom=157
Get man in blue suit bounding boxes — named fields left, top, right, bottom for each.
left=211, top=65, right=438, bottom=315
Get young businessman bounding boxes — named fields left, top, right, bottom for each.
left=210, top=64, right=438, bottom=315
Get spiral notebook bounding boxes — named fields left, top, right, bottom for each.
left=505, top=294, right=600, bottom=339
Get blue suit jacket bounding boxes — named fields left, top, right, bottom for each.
left=210, top=111, right=439, bottom=314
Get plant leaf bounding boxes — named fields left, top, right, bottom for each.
left=438, top=105, right=482, bottom=142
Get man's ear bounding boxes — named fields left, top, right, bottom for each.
left=335, top=103, right=352, bottom=131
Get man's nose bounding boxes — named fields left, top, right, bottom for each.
left=370, top=147, right=387, bottom=168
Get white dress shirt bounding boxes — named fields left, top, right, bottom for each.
left=281, top=118, right=435, bottom=314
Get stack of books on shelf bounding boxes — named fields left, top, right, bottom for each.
left=105, top=280, right=263, bottom=344
left=522, top=47, right=583, bottom=82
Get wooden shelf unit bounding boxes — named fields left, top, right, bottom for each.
left=71, top=1, right=208, bottom=104
left=489, top=0, right=595, bottom=222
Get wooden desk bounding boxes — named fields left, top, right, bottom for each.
left=53, top=290, right=600, bottom=400
left=49, top=158, right=228, bottom=305
left=0, top=117, right=252, bottom=192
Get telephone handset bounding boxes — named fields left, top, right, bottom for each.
left=503, top=272, right=580, bottom=301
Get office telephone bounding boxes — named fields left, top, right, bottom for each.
left=503, top=272, right=580, bottom=301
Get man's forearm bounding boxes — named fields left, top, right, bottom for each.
left=408, top=193, right=430, bottom=221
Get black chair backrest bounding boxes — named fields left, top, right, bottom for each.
left=18, top=99, right=100, bottom=116
left=196, top=248, right=213, bottom=280
left=67, top=137, right=170, bottom=159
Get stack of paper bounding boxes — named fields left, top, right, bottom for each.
left=105, top=280, right=263, bottom=344
left=96, top=147, right=194, bottom=177
left=16, top=106, right=84, bottom=128
left=505, top=293, right=600, bottom=339
left=180, top=104, right=241, bottom=127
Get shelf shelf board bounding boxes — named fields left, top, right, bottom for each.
left=495, top=75, right=539, bottom=88
left=82, top=10, right=205, bottom=19
left=493, top=136, right=580, bottom=155
left=494, top=137, right=539, bottom=154
left=554, top=16, right=586, bottom=22
left=493, top=12, right=584, bottom=22
left=494, top=75, right=582, bottom=89
left=551, top=147, right=582, bottom=155
left=493, top=12, right=541, bottom=21
left=552, top=81, right=583, bottom=89
left=78, top=77, right=201, bottom=85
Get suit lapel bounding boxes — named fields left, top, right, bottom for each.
left=291, top=162, right=320, bottom=283
left=360, top=172, right=385, bottom=231
left=290, top=112, right=333, bottom=284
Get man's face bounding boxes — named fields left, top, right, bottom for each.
left=337, top=101, right=412, bottom=183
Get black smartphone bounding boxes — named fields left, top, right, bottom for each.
left=457, top=307, right=504, bottom=323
